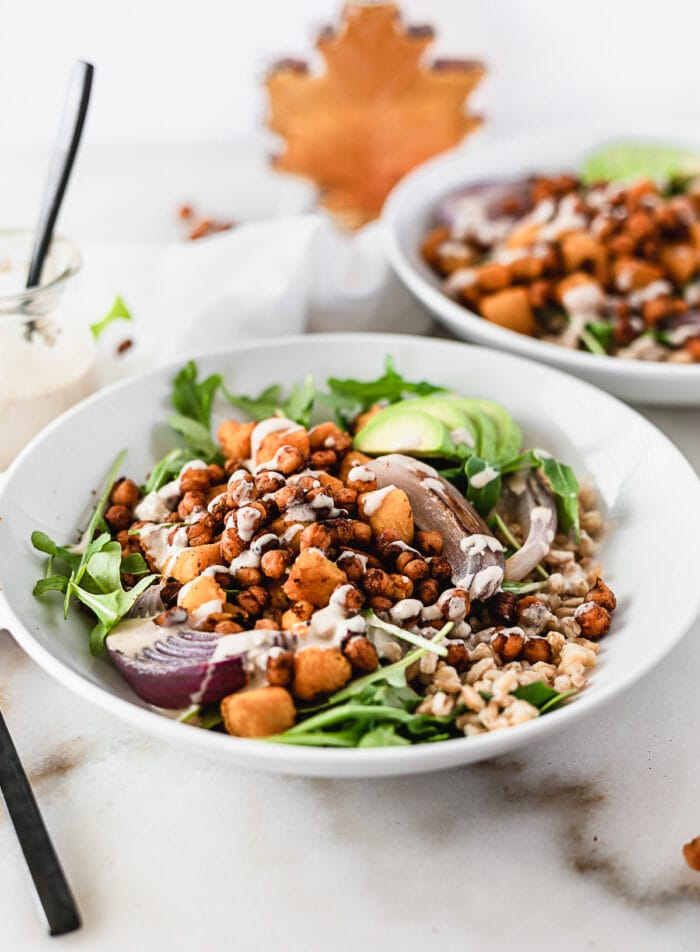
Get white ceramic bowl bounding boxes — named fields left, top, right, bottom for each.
left=382, top=126, right=700, bottom=406
left=1, top=333, right=699, bottom=777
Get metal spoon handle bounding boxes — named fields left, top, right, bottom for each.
left=0, top=710, right=81, bottom=936
left=26, top=60, right=94, bottom=289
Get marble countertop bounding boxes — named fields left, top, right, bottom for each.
left=1, top=144, right=699, bottom=951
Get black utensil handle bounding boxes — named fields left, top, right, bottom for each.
left=26, top=61, right=94, bottom=289
left=0, top=711, right=81, bottom=936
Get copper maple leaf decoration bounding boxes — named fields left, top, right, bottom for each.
left=266, top=2, right=485, bottom=228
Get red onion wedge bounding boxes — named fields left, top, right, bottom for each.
left=499, top=471, right=557, bottom=582
left=106, top=620, right=287, bottom=709
left=364, top=454, right=504, bottom=600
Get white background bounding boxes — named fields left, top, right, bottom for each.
left=3, top=0, right=700, bottom=146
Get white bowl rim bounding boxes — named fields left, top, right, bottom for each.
left=381, top=124, right=700, bottom=383
left=2, top=331, right=699, bottom=774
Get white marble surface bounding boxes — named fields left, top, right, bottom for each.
left=1, top=145, right=700, bottom=951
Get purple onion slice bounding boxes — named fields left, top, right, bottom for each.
left=106, top=621, right=287, bottom=709
left=364, top=454, right=504, bottom=600
left=498, top=471, right=557, bottom=582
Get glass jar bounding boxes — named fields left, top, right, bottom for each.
left=0, top=230, right=96, bottom=469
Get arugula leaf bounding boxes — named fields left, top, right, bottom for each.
left=144, top=448, right=191, bottom=494
left=358, top=725, right=411, bottom=747
left=32, top=575, right=70, bottom=596
left=496, top=450, right=581, bottom=541
left=224, top=384, right=284, bottom=422
left=281, top=375, right=315, bottom=427
left=172, top=360, right=222, bottom=427
left=326, top=356, right=446, bottom=419
left=513, top=681, right=578, bottom=714
left=90, top=295, right=132, bottom=340
left=32, top=451, right=158, bottom=654
left=167, top=413, right=220, bottom=461
left=62, top=451, right=127, bottom=616
left=539, top=456, right=580, bottom=540
left=583, top=322, right=613, bottom=355
left=224, top=375, right=316, bottom=427
left=464, top=456, right=502, bottom=517
left=120, top=552, right=150, bottom=575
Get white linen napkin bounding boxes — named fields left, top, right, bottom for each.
left=85, top=214, right=435, bottom=385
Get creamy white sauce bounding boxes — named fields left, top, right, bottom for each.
left=539, top=194, right=586, bottom=241
left=437, top=588, right=469, bottom=623
left=445, top=268, right=477, bottom=295
left=139, top=524, right=188, bottom=572
left=105, top=616, right=163, bottom=656
left=0, top=241, right=97, bottom=468
left=390, top=598, right=423, bottom=623
left=284, top=503, right=316, bottom=523
left=281, top=524, right=304, bottom=544
left=300, top=585, right=366, bottom=647
left=450, top=427, right=474, bottom=448
left=360, top=484, right=396, bottom=516
left=336, top=550, right=369, bottom=573
left=628, top=280, right=673, bottom=308
left=469, top=465, right=500, bottom=489
left=459, top=534, right=504, bottom=556
left=235, top=506, right=262, bottom=542
left=347, top=465, right=376, bottom=484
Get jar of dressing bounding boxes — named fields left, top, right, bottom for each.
left=0, top=230, right=96, bottom=469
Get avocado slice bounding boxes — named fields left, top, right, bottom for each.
left=450, top=398, right=522, bottom=463
left=398, top=396, right=476, bottom=449
left=354, top=405, right=456, bottom=457
left=580, top=143, right=700, bottom=186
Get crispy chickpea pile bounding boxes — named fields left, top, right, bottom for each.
left=422, top=174, right=700, bottom=362
left=106, top=416, right=617, bottom=741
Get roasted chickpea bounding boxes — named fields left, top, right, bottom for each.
left=110, top=478, right=140, bottom=509
left=260, top=549, right=293, bottom=579
left=180, top=467, right=211, bottom=494
left=104, top=505, right=132, bottom=532
left=491, top=628, right=525, bottom=662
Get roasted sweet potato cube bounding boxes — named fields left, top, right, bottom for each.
left=178, top=575, right=226, bottom=613
left=504, top=222, right=540, bottom=249
left=220, top=686, right=296, bottom=737
left=613, top=257, right=663, bottom=291
left=283, top=549, right=347, bottom=606
left=660, top=243, right=697, bottom=285
left=560, top=231, right=607, bottom=278
left=256, top=427, right=310, bottom=467
left=217, top=420, right=255, bottom=460
left=169, top=543, right=222, bottom=583
left=480, top=287, right=535, bottom=335
left=292, top=646, right=352, bottom=701
left=358, top=486, right=414, bottom=544
left=316, top=471, right=345, bottom=493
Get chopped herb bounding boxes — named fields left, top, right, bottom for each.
left=90, top=295, right=132, bottom=340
